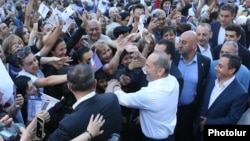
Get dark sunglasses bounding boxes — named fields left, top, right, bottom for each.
left=17, top=47, right=31, bottom=59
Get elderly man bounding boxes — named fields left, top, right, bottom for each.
left=196, top=23, right=214, bottom=61
left=148, top=9, right=167, bottom=41
left=66, top=19, right=111, bottom=53
left=107, top=51, right=179, bottom=141
left=82, top=19, right=111, bottom=47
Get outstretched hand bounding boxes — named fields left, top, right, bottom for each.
left=87, top=114, right=105, bottom=137
left=52, top=56, right=73, bottom=66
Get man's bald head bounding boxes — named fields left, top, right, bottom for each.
left=182, top=31, right=198, bottom=43
left=87, top=19, right=101, bottom=27
left=178, top=31, right=198, bottom=58
left=86, top=19, right=102, bottom=42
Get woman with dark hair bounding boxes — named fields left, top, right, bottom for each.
left=42, top=37, right=68, bottom=99
left=14, top=26, right=30, bottom=46
left=160, top=0, right=172, bottom=16
left=15, top=75, right=40, bottom=125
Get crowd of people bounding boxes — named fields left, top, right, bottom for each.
left=0, top=0, right=250, bottom=141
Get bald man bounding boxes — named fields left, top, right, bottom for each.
left=173, top=31, right=211, bottom=141
left=82, top=19, right=111, bottom=47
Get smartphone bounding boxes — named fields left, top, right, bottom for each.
left=151, top=13, right=159, bottom=21
left=37, top=117, right=45, bottom=140
left=41, top=100, right=49, bottom=110
left=38, top=19, right=43, bottom=32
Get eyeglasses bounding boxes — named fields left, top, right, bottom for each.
left=17, top=46, right=31, bottom=59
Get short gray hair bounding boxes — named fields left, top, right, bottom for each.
left=223, top=41, right=239, bottom=53
left=152, top=50, right=170, bottom=75
left=150, top=9, right=166, bottom=18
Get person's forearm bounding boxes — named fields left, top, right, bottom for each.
left=39, top=57, right=57, bottom=65
left=28, top=30, right=36, bottom=46
left=127, top=16, right=134, bottom=26
left=104, top=50, right=122, bottom=75
left=36, top=38, right=43, bottom=50
left=35, top=74, right=67, bottom=88
left=141, top=44, right=152, bottom=58
left=39, top=27, right=61, bottom=57
left=130, top=22, right=139, bottom=33
left=46, top=75, right=67, bottom=86
left=177, top=0, right=186, bottom=11
left=24, top=0, right=33, bottom=27
left=195, top=2, right=203, bottom=19
left=66, top=27, right=86, bottom=55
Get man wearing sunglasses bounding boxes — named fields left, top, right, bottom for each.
left=16, top=47, right=68, bottom=93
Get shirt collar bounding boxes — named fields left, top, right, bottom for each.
left=215, top=76, right=235, bottom=89
left=180, top=53, right=197, bottom=64
left=73, top=91, right=96, bottom=109
left=198, top=44, right=210, bottom=52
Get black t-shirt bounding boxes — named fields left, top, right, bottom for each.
left=41, top=64, right=63, bottom=99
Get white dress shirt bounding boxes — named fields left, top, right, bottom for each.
left=218, top=27, right=225, bottom=45
left=73, top=91, right=95, bottom=109
left=208, top=76, right=235, bottom=108
left=198, top=44, right=213, bottom=61
left=114, top=75, right=179, bottom=139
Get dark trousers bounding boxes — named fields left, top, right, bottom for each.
left=174, top=104, right=196, bottom=141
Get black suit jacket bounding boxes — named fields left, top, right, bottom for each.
left=170, top=62, right=184, bottom=94
left=210, top=22, right=246, bottom=47
left=47, top=93, right=122, bottom=141
left=173, top=52, right=211, bottom=110
left=213, top=43, right=250, bottom=70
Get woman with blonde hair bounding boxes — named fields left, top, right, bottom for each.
left=1, top=34, right=24, bottom=79
left=92, top=40, right=123, bottom=76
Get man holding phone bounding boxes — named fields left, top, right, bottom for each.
left=147, top=9, right=167, bottom=41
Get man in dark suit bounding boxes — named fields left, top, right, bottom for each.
left=193, top=54, right=249, bottom=141
left=195, top=23, right=214, bottom=61
left=154, top=39, right=184, bottom=94
left=173, top=31, right=211, bottom=141
left=210, top=3, right=246, bottom=47
left=47, top=64, right=121, bottom=141
left=213, top=24, right=250, bottom=70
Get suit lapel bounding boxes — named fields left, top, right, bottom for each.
left=197, top=54, right=206, bottom=86
left=208, top=79, right=236, bottom=111
left=202, top=79, right=215, bottom=113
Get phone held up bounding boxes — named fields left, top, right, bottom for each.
left=38, top=19, right=43, bottom=32
left=37, top=116, right=45, bottom=140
